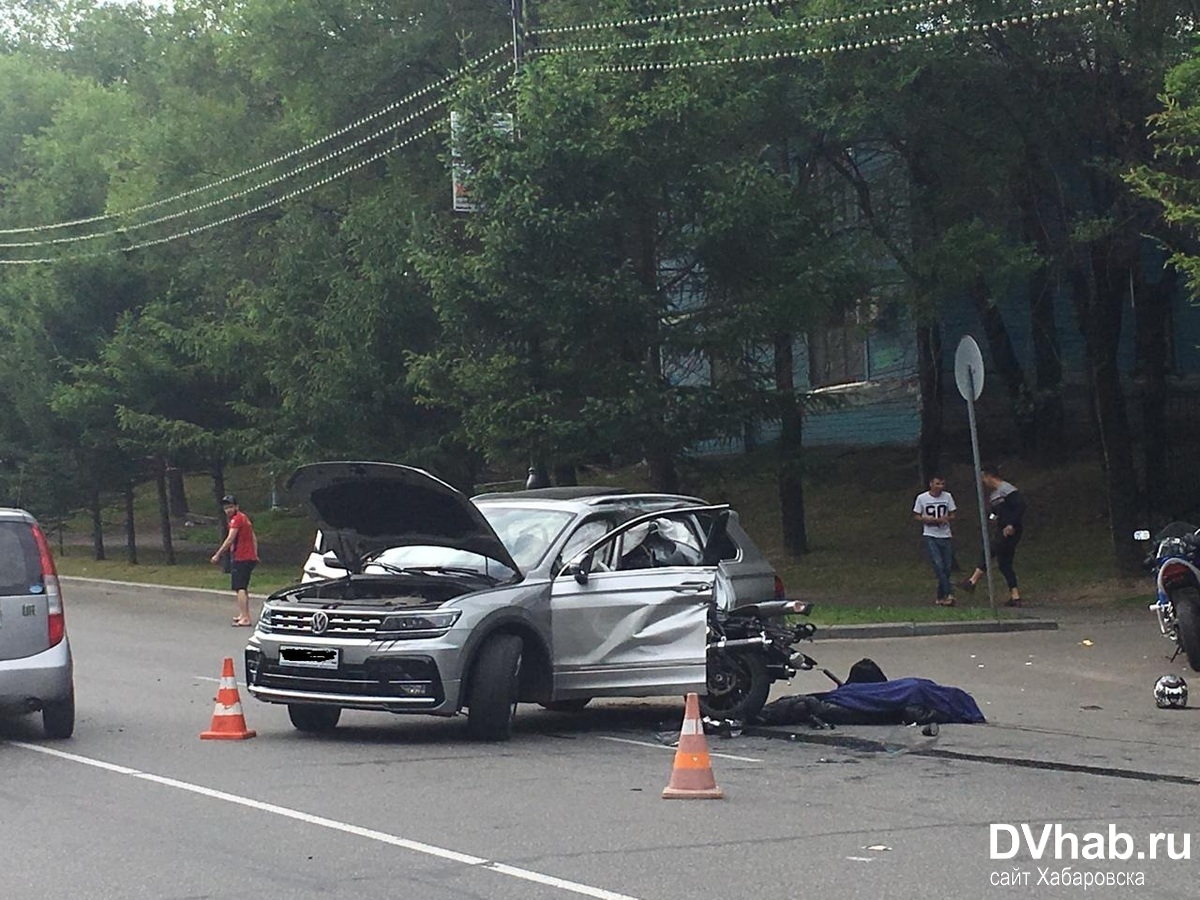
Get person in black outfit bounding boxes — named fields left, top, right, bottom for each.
left=959, top=465, right=1027, bottom=607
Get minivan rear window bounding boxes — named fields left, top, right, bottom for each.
left=0, top=521, right=42, bottom=596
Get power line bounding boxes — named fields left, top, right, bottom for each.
left=0, top=1, right=1116, bottom=264
left=0, top=43, right=511, bottom=237
left=0, top=63, right=511, bottom=251
left=0, top=85, right=515, bottom=266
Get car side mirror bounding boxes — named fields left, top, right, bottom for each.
left=563, top=553, right=592, bottom=585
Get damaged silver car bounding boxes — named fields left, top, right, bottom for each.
left=244, top=461, right=785, bottom=740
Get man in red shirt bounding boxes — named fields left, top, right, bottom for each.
left=211, top=494, right=259, bottom=626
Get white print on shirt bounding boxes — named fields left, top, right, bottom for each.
left=914, top=490, right=956, bottom=539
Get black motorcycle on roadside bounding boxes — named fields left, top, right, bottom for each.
left=1135, top=522, right=1200, bottom=671
left=700, top=598, right=819, bottom=722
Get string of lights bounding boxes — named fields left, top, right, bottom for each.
left=0, top=64, right=511, bottom=251
left=532, top=0, right=970, bottom=59
left=532, top=0, right=963, bottom=37
left=573, top=1, right=1114, bottom=74
left=0, top=86, right=515, bottom=266
left=0, top=42, right=511, bottom=237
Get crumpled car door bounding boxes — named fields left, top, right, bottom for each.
left=549, top=507, right=724, bottom=698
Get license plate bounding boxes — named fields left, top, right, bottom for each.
left=279, top=645, right=339, bottom=669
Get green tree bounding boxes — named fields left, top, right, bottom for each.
left=410, top=48, right=825, bottom=489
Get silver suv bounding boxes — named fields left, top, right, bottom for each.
left=0, top=508, right=74, bottom=739
left=245, top=461, right=784, bottom=740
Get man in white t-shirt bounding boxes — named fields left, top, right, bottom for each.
left=913, top=475, right=957, bottom=606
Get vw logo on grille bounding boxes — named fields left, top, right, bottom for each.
left=311, top=611, right=330, bottom=635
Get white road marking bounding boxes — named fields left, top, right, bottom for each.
left=597, top=735, right=762, bottom=763
left=9, top=741, right=642, bottom=900
left=193, top=675, right=764, bottom=764
left=845, top=856, right=875, bottom=862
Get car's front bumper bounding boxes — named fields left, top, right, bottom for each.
left=0, top=639, right=73, bottom=714
left=244, top=644, right=458, bottom=714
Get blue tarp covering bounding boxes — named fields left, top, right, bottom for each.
left=812, top=677, right=986, bottom=724
left=755, top=677, right=986, bottom=726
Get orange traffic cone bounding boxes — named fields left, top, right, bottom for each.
left=661, top=692, right=724, bottom=800
left=200, top=657, right=257, bottom=740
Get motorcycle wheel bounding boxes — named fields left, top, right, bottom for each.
left=1174, top=588, right=1200, bottom=672
left=700, top=651, right=770, bottom=723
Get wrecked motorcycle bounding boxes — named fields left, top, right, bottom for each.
left=1135, top=522, right=1200, bottom=671
left=701, top=598, right=817, bottom=722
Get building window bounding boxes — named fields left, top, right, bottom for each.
left=808, top=326, right=867, bottom=388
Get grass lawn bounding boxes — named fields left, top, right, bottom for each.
left=50, top=448, right=1156, bottom=619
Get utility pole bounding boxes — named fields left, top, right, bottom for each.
left=510, top=0, right=525, bottom=76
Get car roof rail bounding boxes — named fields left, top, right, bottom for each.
left=472, top=486, right=631, bottom=501
left=584, top=493, right=708, bottom=507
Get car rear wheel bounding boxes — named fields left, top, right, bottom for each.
left=538, top=698, right=591, bottom=712
left=42, top=690, right=75, bottom=740
left=287, top=704, right=341, bottom=733
left=467, top=634, right=522, bottom=741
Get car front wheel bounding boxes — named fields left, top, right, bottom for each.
left=467, top=634, right=522, bottom=741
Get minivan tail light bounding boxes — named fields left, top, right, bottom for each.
left=31, top=524, right=65, bottom=646
left=773, top=575, right=786, bottom=600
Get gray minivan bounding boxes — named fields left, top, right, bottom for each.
left=0, top=508, right=74, bottom=738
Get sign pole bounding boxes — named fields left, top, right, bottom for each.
left=964, top=369, right=997, bottom=616
left=955, top=336, right=997, bottom=617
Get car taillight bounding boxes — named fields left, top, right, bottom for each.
left=31, top=524, right=65, bottom=647
left=773, top=575, right=786, bottom=600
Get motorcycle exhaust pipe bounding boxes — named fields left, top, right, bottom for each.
left=708, top=636, right=771, bottom=651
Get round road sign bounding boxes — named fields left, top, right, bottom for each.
left=954, top=335, right=985, bottom=402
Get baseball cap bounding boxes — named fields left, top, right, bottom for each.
left=220, top=494, right=237, bottom=506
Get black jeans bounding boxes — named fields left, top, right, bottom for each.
left=981, top=528, right=1022, bottom=589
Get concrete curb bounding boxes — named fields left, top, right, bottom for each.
left=818, top=618, right=1059, bottom=640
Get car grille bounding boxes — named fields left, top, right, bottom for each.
left=246, top=651, right=444, bottom=703
left=265, top=608, right=385, bottom=637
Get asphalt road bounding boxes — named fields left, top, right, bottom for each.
left=2, top=583, right=1197, bottom=899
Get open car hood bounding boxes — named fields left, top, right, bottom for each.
left=287, top=461, right=520, bottom=576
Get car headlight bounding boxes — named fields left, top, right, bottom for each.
left=378, top=610, right=462, bottom=637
